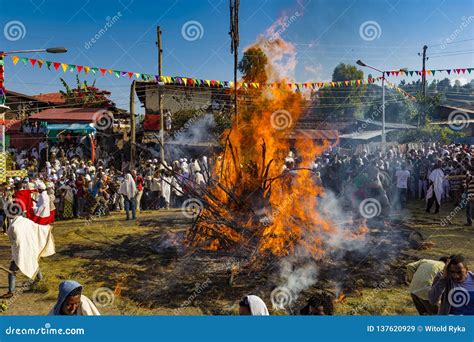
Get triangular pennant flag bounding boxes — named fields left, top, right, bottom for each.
left=356, top=80, right=361, bottom=85
left=205, top=80, right=211, bottom=86
left=461, top=69, right=466, bottom=74
left=21, top=57, right=28, bottom=65
left=182, top=77, right=188, bottom=85
left=100, top=68, right=106, bottom=76
left=11, top=56, right=20, bottom=65
left=29, top=58, right=37, bottom=67
left=229, top=81, right=234, bottom=88
left=447, top=69, right=451, bottom=75
left=408, top=71, right=413, bottom=76
left=135, top=73, right=141, bottom=79
left=37, top=60, right=43, bottom=68
left=76, top=65, right=83, bottom=73
left=395, top=71, right=400, bottom=76
left=91, top=67, right=99, bottom=74
left=61, top=63, right=68, bottom=72
left=426, top=70, right=431, bottom=75
left=455, top=69, right=461, bottom=74
left=120, top=71, right=127, bottom=77
left=127, top=72, right=133, bottom=78
left=68, top=64, right=75, bottom=72
left=468, top=68, right=473, bottom=74
left=108, top=69, right=113, bottom=74
left=112, top=70, right=120, bottom=78
left=46, top=61, right=52, bottom=70
left=431, top=70, right=436, bottom=76
left=84, top=66, right=90, bottom=74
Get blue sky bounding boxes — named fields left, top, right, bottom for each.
left=1, top=0, right=473, bottom=109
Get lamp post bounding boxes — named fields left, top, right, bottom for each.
left=356, top=60, right=387, bottom=152
left=0, top=47, right=67, bottom=153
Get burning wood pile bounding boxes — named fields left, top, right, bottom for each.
left=178, top=84, right=367, bottom=262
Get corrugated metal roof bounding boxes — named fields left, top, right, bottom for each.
left=286, top=129, right=339, bottom=140
left=33, top=92, right=66, bottom=104
left=356, top=119, right=416, bottom=129
left=339, top=129, right=395, bottom=140
left=29, top=107, right=110, bottom=123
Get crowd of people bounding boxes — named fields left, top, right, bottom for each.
left=0, top=137, right=473, bottom=316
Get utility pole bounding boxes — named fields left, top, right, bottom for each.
left=229, top=0, right=239, bottom=125
left=418, top=45, right=428, bottom=127
left=421, top=45, right=428, bottom=97
left=156, top=26, right=165, bottom=162
left=130, top=80, right=136, bottom=167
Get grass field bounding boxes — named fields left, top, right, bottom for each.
left=0, top=199, right=472, bottom=316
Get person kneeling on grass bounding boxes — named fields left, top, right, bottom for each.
left=49, top=280, right=100, bottom=316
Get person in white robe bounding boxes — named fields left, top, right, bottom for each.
left=49, top=280, right=100, bottom=316
left=426, top=160, right=445, bottom=214
left=119, top=173, right=137, bottom=220
left=0, top=215, right=54, bottom=299
left=30, top=181, right=52, bottom=225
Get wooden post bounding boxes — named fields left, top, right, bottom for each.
left=157, top=26, right=164, bottom=162
left=130, top=80, right=136, bottom=167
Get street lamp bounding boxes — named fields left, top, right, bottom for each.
left=356, top=60, right=387, bottom=151
left=356, top=60, right=407, bottom=152
left=0, top=47, right=67, bottom=152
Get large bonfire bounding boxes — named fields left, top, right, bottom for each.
left=185, top=78, right=366, bottom=261
left=183, top=29, right=368, bottom=262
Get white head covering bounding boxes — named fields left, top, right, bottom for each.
left=119, top=174, right=137, bottom=200
left=246, top=295, right=269, bottom=316
left=36, top=181, right=46, bottom=190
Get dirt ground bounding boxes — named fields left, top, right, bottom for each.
left=0, top=199, right=472, bottom=316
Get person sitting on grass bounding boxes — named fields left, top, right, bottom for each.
left=239, top=295, right=269, bottom=315
left=429, top=254, right=474, bottom=315
left=49, top=280, right=100, bottom=315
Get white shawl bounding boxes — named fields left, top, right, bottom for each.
left=427, top=168, right=445, bottom=203
left=7, top=216, right=55, bottom=279
left=119, top=174, right=137, bottom=200
left=247, top=295, right=270, bottom=316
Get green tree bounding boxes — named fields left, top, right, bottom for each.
left=238, top=47, right=268, bottom=84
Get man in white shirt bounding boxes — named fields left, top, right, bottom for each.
left=395, top=163, right=411, bottom=209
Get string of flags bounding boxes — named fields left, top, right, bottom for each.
left=9, top=55, right=473, bottom=90
left=0, top=54, right=5, bottom=105
left=9, top=55, right=383, bottom=90
left=385, top=80, right=417, bottom=101
left=385, top=68, right=473, bottom=77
